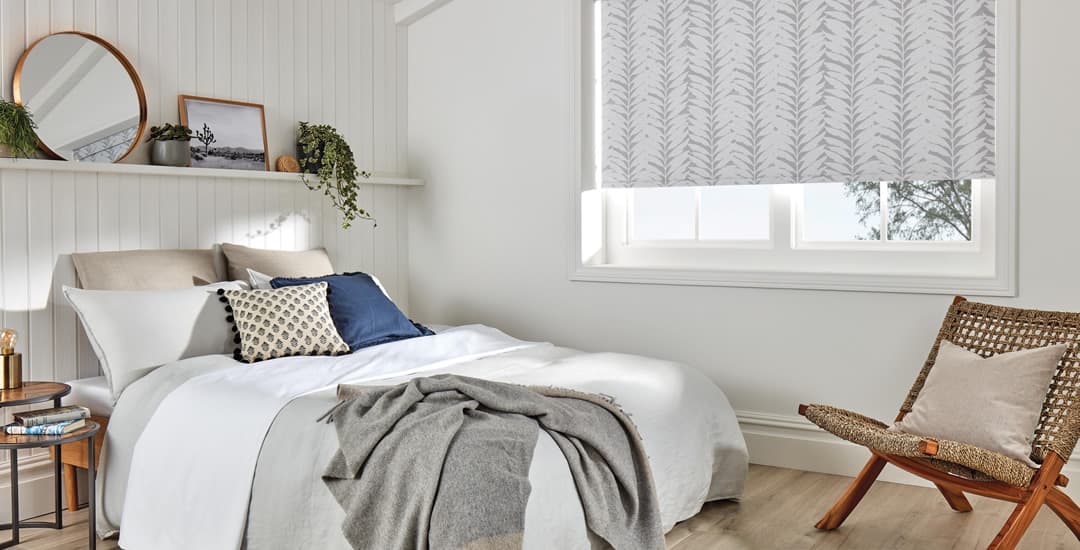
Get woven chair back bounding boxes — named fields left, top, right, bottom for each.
left=901, top=299, right=1080, bottom=463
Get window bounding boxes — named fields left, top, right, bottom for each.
left=572, top=0, right=1016, bottom=295
left=630, top=186, right=771, bottom=243
left=629, top=181, right=977, bottom=245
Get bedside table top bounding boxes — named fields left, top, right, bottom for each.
left=0, top=420, right=100, bottom=450
left=0, top=381, right=71, bottom=407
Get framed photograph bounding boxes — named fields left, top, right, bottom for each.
left=178, top=95, right=269, bottom=171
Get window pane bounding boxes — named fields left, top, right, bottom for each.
left=801, top=183, right=879, bottom=241
left=699, top=185, right=770, bottom=240
left=630, top=187, right=695, bottom=241
left=886, top=181, right=973, bottom=241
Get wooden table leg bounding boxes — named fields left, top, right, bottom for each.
left=63, top=464, right=79, bottom=513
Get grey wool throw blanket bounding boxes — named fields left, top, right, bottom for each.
left=321, top=374, right=664, bottom=550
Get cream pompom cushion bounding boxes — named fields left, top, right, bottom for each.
left=219, top=282, right=349, bottom=363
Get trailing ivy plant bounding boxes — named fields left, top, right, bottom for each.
left=297, top=122, right=374, bottom=228
left=146, top=123, right=194, bottom=142
left=0, top=100, right=38, bottom=159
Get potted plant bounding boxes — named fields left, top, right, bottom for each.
left=0, top=100, right=38, bottom=159
left=297, top=122, right=374, bottom=228
left=146, top=123, right=194, bottom=167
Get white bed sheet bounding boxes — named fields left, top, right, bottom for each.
left=63, top=376, right=113, bottom=416
left=100, top=325, right=748, bottom=549
left=245, top=345, right=748, bottom=550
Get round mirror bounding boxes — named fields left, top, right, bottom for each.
left=14, top=32, right=146, bottom=163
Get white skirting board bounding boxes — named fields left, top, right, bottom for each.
left=738, top=411, right=1080, bottom=501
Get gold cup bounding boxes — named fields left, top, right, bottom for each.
left=1, top=329, right=23, bottom=390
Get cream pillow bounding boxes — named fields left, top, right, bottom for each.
left=220, top=243, right=334, bottom=282
left=72, top=248, right=226, bottom=290
left=891, top=340, right=1067, bottom=466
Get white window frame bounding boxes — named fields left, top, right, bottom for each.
left=568, top=0, right=1017, bottom=296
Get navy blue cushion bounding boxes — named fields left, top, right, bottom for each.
left=270, top=272, right=428, bottom=351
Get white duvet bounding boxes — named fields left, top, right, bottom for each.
left=99, top=325, right=747, bottom=549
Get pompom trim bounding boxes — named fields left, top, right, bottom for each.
left=220, top=292, right=245, bottom=363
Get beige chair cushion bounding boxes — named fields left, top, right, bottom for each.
left=220, top=243, right=335, bottom=282
left=72, top=249, right=226, bottom=290
left=891, top=340, right=1068, bottom=466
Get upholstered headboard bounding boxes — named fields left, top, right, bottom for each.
left=71, top=247, right=228, bottom=290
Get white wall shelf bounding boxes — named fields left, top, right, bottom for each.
left=0, top=157, right=424, bottom=186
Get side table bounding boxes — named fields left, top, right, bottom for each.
left=0, top=382, right=100, bottom=549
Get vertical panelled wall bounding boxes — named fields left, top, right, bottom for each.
left=0, top=0, right=410, bottom=385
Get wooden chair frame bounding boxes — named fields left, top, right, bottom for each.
left=799, top=297, right=1080, bottom=550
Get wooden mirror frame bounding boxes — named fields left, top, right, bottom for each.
left=12, top=31, right=148, bottom=163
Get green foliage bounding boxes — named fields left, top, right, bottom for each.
left=146, top=123, right=193, bottom=142
left=297, top=122, right=373, bottom=229
left=0, top=101, right=38, bottom=158
left=195, top=123, right=216, bottom=154
left=844, top=180, right=972, bottom=241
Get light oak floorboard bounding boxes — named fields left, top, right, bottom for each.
left=666, top=465, right=1075, bottom=550
left=20, top=464, right=1075, bottom=549
left=5, top=508, right=117, bottom=550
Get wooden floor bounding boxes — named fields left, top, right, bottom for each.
left=665, top=465, right=1075, bottom=549
left=14, top=464, right=1077, bottom=549
left=1, top=508, right=116, bottom=550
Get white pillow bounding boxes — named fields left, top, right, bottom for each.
left=891, top=340, right=1067, bottom=466
left=63, top=281, right=244, bottom=402
left=247, top=268, right=274, bottom=290
left=247, top=268, right=391, bottom=298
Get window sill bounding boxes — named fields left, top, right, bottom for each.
left=570, top=264, right=1016, bottom=296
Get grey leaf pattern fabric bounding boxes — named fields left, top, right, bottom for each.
left=601, top=0, right=995, bottom=188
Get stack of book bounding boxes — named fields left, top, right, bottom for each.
left=4, top=405, right=89, bottom=435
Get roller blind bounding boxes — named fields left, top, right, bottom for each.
left=601, top=0, right=996, bottom=188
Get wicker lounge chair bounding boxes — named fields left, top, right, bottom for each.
left=799, top=297, right=1080, bottom=550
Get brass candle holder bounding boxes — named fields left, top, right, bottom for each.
left=0, top=329, right=23, bottom=389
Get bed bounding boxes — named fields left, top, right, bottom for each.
left=64, top=247, right=748, bottom=549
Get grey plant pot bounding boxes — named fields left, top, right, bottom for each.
left=150, top=140, right=191, bottom=167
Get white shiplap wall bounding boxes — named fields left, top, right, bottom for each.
left=0, top=0, right=405, bottom=171
left=1, top=170, right=410, bottom=382
left=0, top=0, right=410, bottom=388
left=0, top=0, right=411, bottom=514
